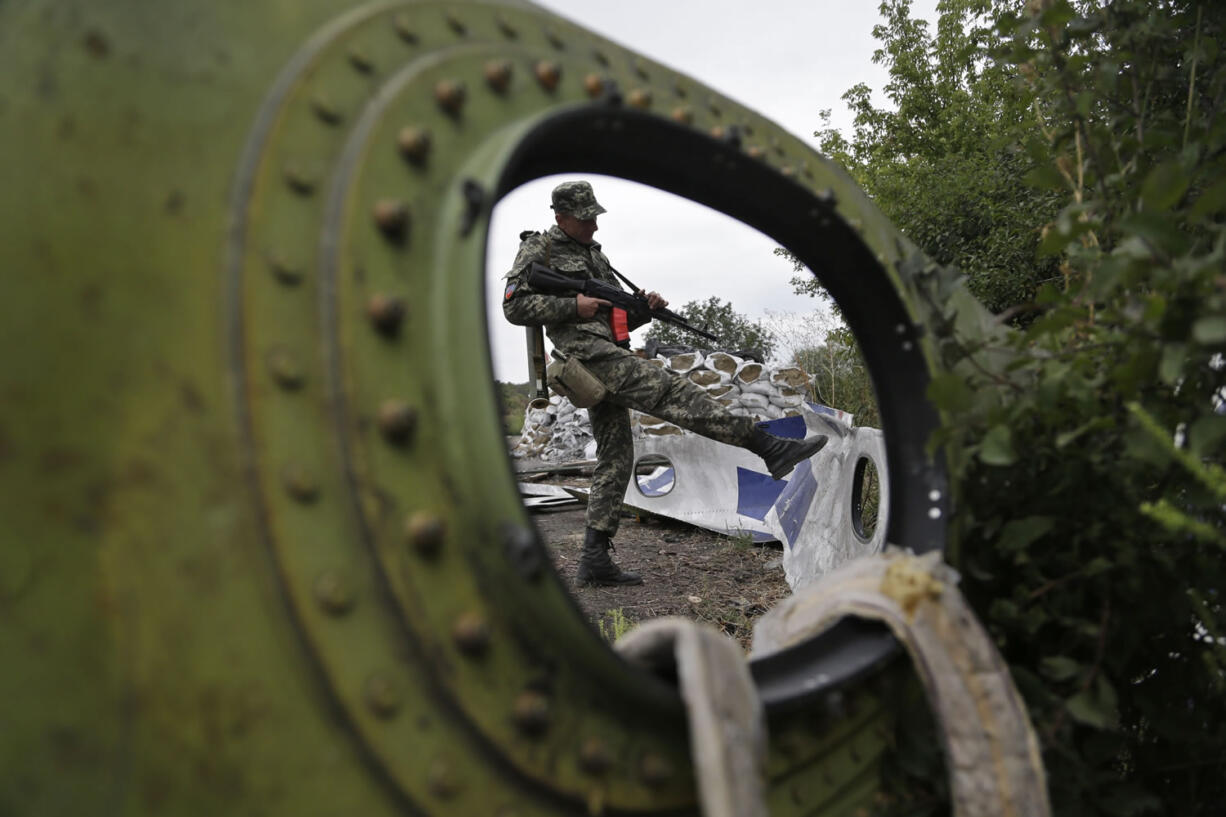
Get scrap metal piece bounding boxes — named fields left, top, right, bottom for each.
left=622, top=405, right=891, bottom=588
left=617, top=618, right=768, bottom=817
left=518, top=481, right=581, bottom=512
left=752, top=550, right=1051, bottom=817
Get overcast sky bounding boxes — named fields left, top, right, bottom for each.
left=485, top=1, right=939, bottom=382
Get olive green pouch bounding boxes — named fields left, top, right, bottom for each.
left=546, top=355, right=607, bottom=408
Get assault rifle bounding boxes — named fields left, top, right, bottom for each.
left=526, top=262, right=719, bottom=344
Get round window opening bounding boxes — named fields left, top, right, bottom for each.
left=634, top=454, right=676, bottom=498
left=851, top=455, right=881, bottom=541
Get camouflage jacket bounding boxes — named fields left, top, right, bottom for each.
left=502, top=225, right=626, bottom=357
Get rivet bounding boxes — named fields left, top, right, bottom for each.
left=627, top=88, right=652, bottom=109
left=709, top=102, right=723, bottom=117
left=673, top=81, right=688, bottom=99
left=632, top=60, right=649, bottom=80
left=583, top=73, right=605, bottom=99
left=746, top=145, right=765, bottom=160
left=267, top=347, right=305, bottom=390
left=266, top=252, right=304, bottom=286
left=849, top=218, right=864, bottom=233
left=434, top=79, right=467, bottom=115
left=716, top=124, right=742, bottom=149
left=366, top=293, right=406, bottom=336
left=283, top=163, right=316, bottom=195
left=710, top=125, right=726, bottom=140
left=534, top=60, right=561, bottom=92
left=512, top=690, right=550, bottom=737
left=311, top=94, right=342, bottom=125
left=428, top=758, right=462, bottom=799
left=396, top=126, right=432, bottom=165
left=781, top=165, right=797, bottom=178
left=451, top=611, right=490, bottom=657
left=348, top=48, right=374, bottom=74
left=592, top=49, right=609, bottom=66
left=484, top=60, right=513, bottom=94
left=670, top=106, right=693, bottom=125
left=314, top=570, right=354, bottom=615
left=503, top=523, right=542, bottom=579
left=640, top=753, right=673, bottom=787
left=445, top=14, right=466, bottom=35
left=282, top=464, right=319, bottom=504
left=393, top=14, right=419, bottom=44
left=364, top=672, right=401, bottom=718
left=496, top=16, right=518, bottom=38
left=405, top=512, right=446, bottom=558
left=816, top=188, right=837, bottom=206
left=377, top=399, right=417, bottom=445
left=579, top=737, right=611, bottom=775
left=544, top=28, right=564, bottom=49
left=372, top=199, right=410, bottom=241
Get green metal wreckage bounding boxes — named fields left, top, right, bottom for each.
left=0, top=1, right=1041, bottom=815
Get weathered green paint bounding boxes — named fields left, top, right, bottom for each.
left=0, top=1, right=959, bottom=814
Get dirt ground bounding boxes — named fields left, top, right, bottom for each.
left=526, top=485, right=792, bottom=650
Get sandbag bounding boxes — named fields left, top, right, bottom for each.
left=667, top=351, right=705, bottom=373
left=770, top=367, right=812, bottom=390
left=737, top=393, right=770, bottom=410
left=705, top=352, right=742, bottom=375
left=739, top=380, right=776, bottom=396
left=688, top=369, right=730, bottom=388
left=734, top=361, right=766, bottom=385
left=769, top=393, right=805, bottom=408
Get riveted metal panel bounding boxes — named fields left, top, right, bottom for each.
left=0, top=1, right=971, bottom=814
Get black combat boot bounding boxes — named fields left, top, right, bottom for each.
left=576, top=527, right=643, bottom=587
left=745, top=424, right=829, bottom=480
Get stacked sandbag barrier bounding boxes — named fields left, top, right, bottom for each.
left=659, top=350, right=823, bottom=430
left=511, top=350, right=844, bottom=461
left=509, top=395, right=595, bottom=462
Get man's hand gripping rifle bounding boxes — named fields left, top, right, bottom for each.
left=526, top=262, right=718, bottom=344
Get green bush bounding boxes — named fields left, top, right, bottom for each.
left=827, top=2, right=1226, bottom=813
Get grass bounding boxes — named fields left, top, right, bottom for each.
left=597, top=608, right=634, bottom=642
left=728, top=530, right=756, bottom=551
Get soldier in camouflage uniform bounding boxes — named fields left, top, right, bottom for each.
left=504, top=181, right=827, bottom=587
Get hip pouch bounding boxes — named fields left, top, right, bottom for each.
left=546, top=355, right=608, bottom=408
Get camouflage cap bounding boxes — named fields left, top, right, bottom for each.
left=550, top=181, right=607, bottom=219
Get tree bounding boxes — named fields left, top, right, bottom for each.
left=916, top=2, right=1226, bottom=815
left=819, top=2, right=1226, bottom=815
left=799, top=0, right=1064, bottom=315
left=642, top=296, right=777, bottom=358
left=792, top=326, right=881, bottom=428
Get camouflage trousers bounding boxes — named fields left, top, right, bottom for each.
left=580, top=346, right=756, bottom=536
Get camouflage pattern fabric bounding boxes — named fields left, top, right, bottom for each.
left=503, top=225, right=755, bottom=535
left=585, top=400, right=635, bottom=535
left=584, top=366, right=755, bottom=535
left=550, top=180, right=606, bottom=219
left=503, top=225, right=622, bottom=352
